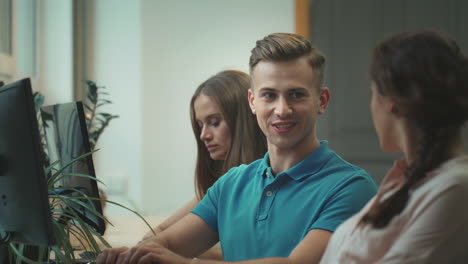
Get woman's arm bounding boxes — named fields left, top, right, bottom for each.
left=142, top=196, right=223, bottom=259
left=143, top=197, right=199, bottom=240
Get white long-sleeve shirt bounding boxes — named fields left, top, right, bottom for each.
left=320, top=156, right=468, bottom=264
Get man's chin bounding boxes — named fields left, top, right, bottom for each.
left=267, top=139, right=298, bottom=150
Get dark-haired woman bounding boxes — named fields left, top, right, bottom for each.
left=321, top=30, right=468, bottom=263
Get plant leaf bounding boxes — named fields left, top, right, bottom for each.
left=62, top=173, right=107, bottom=186
left=8, top=244, right=42, bottom=264
left=47, top=150, right=99, bottom=188
left=102, top=199, right=156, bottom=236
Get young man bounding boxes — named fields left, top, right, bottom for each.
left=97, top=33, right=377, bottom=264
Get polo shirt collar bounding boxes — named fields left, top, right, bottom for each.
left=257, top=152, right=272, bottom=178
left=257, top=141, right=332, bottom=180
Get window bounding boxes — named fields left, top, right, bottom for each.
left=0, top=0, right=15, bottom=83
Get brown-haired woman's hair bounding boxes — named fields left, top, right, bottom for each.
left=190, top=70, right=267, bottom=199
left=361, top=29, right=468, bottom=228
left=249, top=33, right=326, bottom=90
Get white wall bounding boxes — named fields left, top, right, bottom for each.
left=36, top=0, right=73, bottom=104
left=82, top=0, right=144, bottom=214
left=84, top=0, right=294, bottom=216
left=140, top=0, right=294, bottom=215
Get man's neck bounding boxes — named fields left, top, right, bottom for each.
left=268, top=138, right=321, bottom=175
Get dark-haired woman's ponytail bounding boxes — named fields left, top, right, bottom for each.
left=360, top=127, right=454, bottom=228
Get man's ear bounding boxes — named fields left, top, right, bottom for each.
left=248, top=89, right=256, bottom=114
left=318, top=87, right=330, bottom=114
left=385, top=95, right=398, bottom=114
left=389, top=101, right=399, bottom=114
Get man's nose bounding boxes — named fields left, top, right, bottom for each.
left=274, top=97, right=292, bottom=117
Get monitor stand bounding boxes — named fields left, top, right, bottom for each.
left=0, top=245, right=49, bottom=264
left=48, top=250, right=97, bottom=264
left=0, top=244, right=8, bottom=264
left=0, top=154, right=7, bottom=176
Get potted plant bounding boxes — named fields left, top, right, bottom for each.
left=6, top=154, right=154, bottom=263
left=4, top=81, right=153, bottom=263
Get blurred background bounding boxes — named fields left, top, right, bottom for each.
left=1, top=0, right=467, bottom=218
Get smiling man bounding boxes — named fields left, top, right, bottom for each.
left=97, top=33, right=377, bottom=264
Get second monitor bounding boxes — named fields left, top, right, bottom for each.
left=41, top=101, right=106, bottom=235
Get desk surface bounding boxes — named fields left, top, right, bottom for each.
left=103, top=215, right=166, bottom=248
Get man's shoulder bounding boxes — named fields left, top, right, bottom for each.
left=220, top=158, right=264, bottom=183
left=305, top=149, right=377, bottom=196
left=301, top=141, right=372, bottom=182
left=227, top=157, right=263, bottom=172
left=322, top=150, right=372, bottom=180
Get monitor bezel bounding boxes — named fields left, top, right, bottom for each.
left=41, top=101, right=106, bottom=235
left=0, top=78, right=56, bottom=246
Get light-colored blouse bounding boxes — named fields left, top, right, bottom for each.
left=320, top=156, right=468, bottom=264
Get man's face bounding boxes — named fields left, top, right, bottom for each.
left=248, top=57, right=329, bottom=152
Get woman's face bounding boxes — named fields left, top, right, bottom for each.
left=194, top=94, right=232, bottom=160
left=370, top=82, right=400, bottom=153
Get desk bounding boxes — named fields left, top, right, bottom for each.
left=0, top=216, right=165, bottom=263
left=103, top=215, right=166, bottom=248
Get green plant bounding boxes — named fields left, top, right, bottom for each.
left=6, top=152, right=155, bottom=263
left=82, top=80, right=119, bottom=150
left=34, top=80, right=119, bottom=151
left=3, top=81, right=149, bottom=263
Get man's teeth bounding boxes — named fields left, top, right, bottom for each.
left=275, top=123, right=294, bottom=128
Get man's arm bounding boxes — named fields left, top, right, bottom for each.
left=141, top=197, right=223, bottom=260
left=197, top=245, right=224, bottom=261
left=148, top=213, right=220, bottom=257
left=123, top=228, right=332, bottom=264
left=288, top=229, right=332, bottom=264
left=97, top=213, right=219, bottom=264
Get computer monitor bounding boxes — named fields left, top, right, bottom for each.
left=0, top=78, right=56, bottom=246
left=41, top=102, right=106, bottom=235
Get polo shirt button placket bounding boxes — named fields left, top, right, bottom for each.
left=258, top=188, right=275, bottom=220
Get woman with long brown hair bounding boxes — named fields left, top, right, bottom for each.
left=321, top=29, right=468, bottom=263
left=190, top=70, right=267, bottom=199
left=143, top=70, right=267, bottom=258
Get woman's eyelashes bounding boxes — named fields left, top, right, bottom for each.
left=209, top=118, right=221, bottom=127
left=197, top=117, right=221, bottom=130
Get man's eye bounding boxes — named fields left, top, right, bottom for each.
left=263, top=92, right=276, bottom=99
left=290, top=92, right=304, bottom=99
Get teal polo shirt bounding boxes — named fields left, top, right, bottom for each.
left=192, top=141, right=377, bottom=261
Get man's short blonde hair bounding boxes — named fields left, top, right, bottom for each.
left=249, top=33, right=326, bottom=90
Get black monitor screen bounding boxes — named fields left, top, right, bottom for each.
left=41, top=102, right=106, bottom=235
left=0, top=78, right=55, bottom=246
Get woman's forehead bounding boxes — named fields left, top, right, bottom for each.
left=194, top=94, right=222, bottom=121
